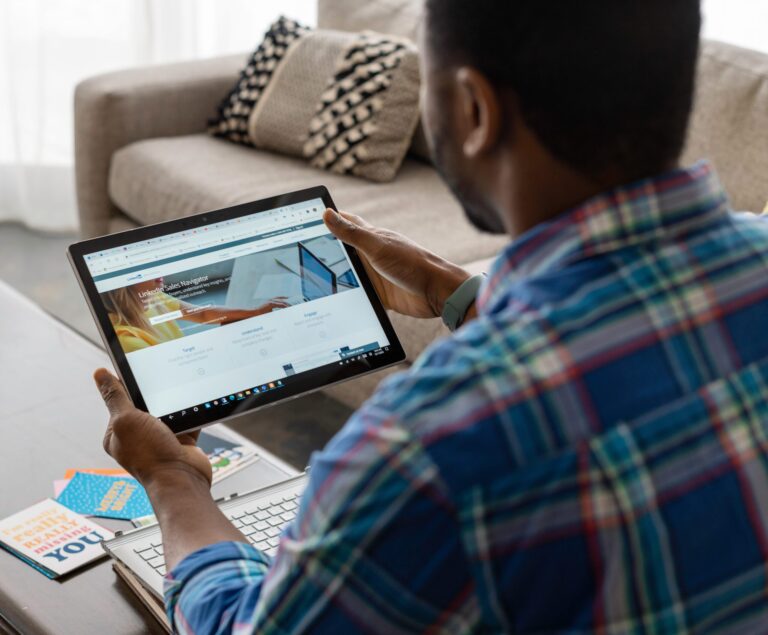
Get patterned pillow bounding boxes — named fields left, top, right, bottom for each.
left=208, top=17, right=309, bottom=145
left=209, top=17, right=421, bottom=183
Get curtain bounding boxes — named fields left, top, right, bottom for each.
left=0, top=0, right=765, bottom=233
left=0, top=0, right=317, bottom=233
left=703, top=0, right=768, bottom=54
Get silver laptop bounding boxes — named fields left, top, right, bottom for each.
left=103, top=473, right=308, bottom=599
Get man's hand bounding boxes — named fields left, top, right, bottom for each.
left=94, top=369, right=247, bottom=571
left=324, top=209, right=472, bottom=319
left=94, top=368, right=212, bottom=487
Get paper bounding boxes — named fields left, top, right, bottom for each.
left=131, top=514, right=158, bottom=529
left=57, top=472, right=153, bottom=520
left=0, top=499, right=114, bottom=578
left=53, top=479, right=70, bottom=497
left=198, top=431, right=258, bottom=483
left=54, top=469, right=131, bottom=507
left=209, top=447, right=257, bottom=482
left=197, top=431, right=238, bottom=454
left=63, top=468, right=130, bottom=479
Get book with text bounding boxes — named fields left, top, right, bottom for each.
left=0, top=499, right=114, bottom=578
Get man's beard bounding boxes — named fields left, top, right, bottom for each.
left=430, top=128, right=506, bottom=235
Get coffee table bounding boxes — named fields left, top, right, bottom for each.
left=0, top=280, right=297, bottom=634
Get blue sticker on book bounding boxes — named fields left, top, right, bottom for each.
left=56, top=472, right=153, bottom=520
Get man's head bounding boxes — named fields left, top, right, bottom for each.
left=419, top=0, right=702, bottom=235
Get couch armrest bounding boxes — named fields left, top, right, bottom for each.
left=74, top=54, right=246, bottom=237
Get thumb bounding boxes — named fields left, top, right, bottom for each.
left=94, top=368, right=133, bottom=417
left=323, top=208, right=374, bottom=251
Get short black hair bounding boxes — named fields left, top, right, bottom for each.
left=425, top=0, right=702, bottom=182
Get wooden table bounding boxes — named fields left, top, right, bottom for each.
left=0, top=281, right=295, bottom=634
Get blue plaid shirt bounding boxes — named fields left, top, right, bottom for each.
left=165, top=162, right=768, bottom=634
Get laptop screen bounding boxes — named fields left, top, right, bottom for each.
left=300, top=243, right=336, bottom=301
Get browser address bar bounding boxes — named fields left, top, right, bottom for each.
left=100, top=219, right=319, bottom=275
left=125, top=220, right=290, bottom=260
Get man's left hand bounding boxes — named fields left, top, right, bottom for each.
left=94, top=368, right=213, bottom=487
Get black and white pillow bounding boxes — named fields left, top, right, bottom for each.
left=208, top=17, right=421, bottom=183
left=303, top=34, right=411, bottom=177
left=208, top=17, right=309, bottom=145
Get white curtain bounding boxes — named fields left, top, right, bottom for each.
left=0, top=0, right=317, bottom=233
left=0, top=0, right=765, bottom=233
left=703, top=0, right=768, bottom=54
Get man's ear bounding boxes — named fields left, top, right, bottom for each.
left=455, top=67, right=504, bottom=158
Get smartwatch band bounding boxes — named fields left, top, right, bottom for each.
left=442, top=274, right=486, bottom=332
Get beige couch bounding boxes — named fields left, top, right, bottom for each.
left=75, top=0, right=768, bottom=409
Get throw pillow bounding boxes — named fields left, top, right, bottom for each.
left=208, top=17, right=309, bottom=145
left=209, top=17, right=421, bottom=183
left=317, top=0, right=432, bottom=164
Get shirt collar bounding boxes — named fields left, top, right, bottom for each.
left=477, top=161, right=730, bottom=314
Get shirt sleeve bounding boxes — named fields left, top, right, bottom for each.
left=163, top=372, right=479, bottom=634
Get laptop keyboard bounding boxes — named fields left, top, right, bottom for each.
left=133, top=491, right=302, bottom=577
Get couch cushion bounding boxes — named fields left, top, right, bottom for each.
left=682, top=40, right=768, bottom=213
left=109, top=134, right=508, bottom=266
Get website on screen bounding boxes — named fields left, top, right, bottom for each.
left=85, top=199, right=390, bottom=416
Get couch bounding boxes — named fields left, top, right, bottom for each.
left=74, top=0, right=768, bottom=409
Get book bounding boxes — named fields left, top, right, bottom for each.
left=113, top=561, right=171, bottom=632
left=57, top=472, right=154, bottom=520
left=63, top=468, right=130, bottom=479
left=54, top=468, right=132, bottom=500
left=0, top=499, right=114, bottom=578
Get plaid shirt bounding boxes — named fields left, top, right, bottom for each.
left=165, top=162, right=768, bottom=634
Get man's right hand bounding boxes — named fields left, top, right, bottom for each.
left=324, top=209, right=471, bottom=320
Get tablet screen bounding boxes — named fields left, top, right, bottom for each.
left=76, top=192, right=402, bottom=430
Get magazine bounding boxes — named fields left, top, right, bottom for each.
left=0, top=499, right=114, bottom=578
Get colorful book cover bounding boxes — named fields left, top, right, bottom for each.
left=57, top=472, right=153, bottom=520
left=54, top=468, right=131, bottom=499
left=63, top=468, right=130, bottom=479
left=0, top=499, right=114, bottom=578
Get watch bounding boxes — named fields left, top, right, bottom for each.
left=441, top=274, right=486, bottom=332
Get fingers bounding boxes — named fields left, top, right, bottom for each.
left=264, top=300, right=290, bottom=310
left=337, top=209, right=369, bottom=228
left=178, top=432, right=201, bottom=446
left=323, top=208, right=375, bottom=251
left=93, top=368, right=133, bottom=417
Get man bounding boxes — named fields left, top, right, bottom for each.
left=94, top=0, right=768, bottom=632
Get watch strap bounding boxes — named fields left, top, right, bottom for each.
left=442, top=274, right=486, bottom=332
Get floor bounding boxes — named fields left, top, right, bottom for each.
left=0, top=222, right=352, bottom=469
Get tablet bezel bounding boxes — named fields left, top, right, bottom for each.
left=68, top=186, right=407, bottom=434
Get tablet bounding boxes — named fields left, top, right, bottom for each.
left=68, top=187, right=406, bottom=434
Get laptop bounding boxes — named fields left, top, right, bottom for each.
left=103, top=473, right=309, bottom=600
